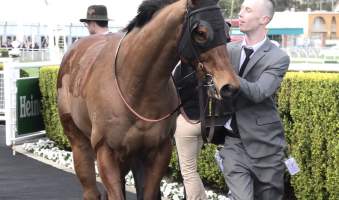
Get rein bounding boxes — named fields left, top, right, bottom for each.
left=113, top=33, right=181, bottom=122
left=113, top=1, right=227, bottom=126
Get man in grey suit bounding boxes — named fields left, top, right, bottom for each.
left=219, top=0, right=290, bottom=199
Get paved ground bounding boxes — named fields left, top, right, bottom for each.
left=0, top=126, right=137, bottom=200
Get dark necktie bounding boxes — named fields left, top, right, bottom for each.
left=238, top=47, right=254, bottom=77
left=229, top=47, right=254, bottom=137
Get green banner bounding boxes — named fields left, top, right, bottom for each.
left=16, top=78, right=44, bottom=135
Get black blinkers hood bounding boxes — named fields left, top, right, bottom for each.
left=178, top=2, right=228, bottom=62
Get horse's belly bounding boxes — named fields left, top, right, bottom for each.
left=69, top=96, right=91, bottom=136
left=103, top=116, right=176, bottom=155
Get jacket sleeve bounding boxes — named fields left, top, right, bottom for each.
left=237, top=55, right=290, bottom=104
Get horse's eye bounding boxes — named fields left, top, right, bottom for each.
left=192, top=26, right=210, bottom=44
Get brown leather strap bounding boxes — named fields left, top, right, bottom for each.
left=198, top=79, right=208, bottom=143
left=206, top=98, right=217, bottom=143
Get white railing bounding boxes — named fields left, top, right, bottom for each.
left=1, top=48, right=63, bottom=62
left=0, top=71, right=5, bottom=120
left=4, top=60, right=60, bottom=146
left=281, top=47, right=339, bottom=72
left=283, top=47, right=339, bottom=63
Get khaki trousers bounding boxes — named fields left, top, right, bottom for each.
left=174, top=115, right=207, bottom=200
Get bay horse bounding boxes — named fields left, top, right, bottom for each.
left=57, top=0, right=239, bottom=199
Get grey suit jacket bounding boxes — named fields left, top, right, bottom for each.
left=227, top=39, right=290, bottom=158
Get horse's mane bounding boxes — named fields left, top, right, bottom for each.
left=123, top=0, right=176, bottom=33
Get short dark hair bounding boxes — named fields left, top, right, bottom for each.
left=267, top=0, right=275, bottom=19
left=95, top=21, right=108, bottom=28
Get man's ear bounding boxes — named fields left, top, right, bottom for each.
left=260, top=15, right=271, bottom=25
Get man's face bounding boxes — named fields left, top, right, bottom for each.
left=238, top=0, right=267, bottom=34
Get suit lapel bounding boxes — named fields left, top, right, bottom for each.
left=231, top=43, right=242, bottom=74
left=242, top=39, right=272, bottom=77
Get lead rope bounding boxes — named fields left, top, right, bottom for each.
left=113, top=33, right=181, bottom=122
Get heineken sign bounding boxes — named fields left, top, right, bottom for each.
left=16, top=78, right=44, bottom=135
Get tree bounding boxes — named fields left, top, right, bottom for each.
left=275, top=0, right=291, bottom=11
left=219, top=0, right=338, bottom=18
left=219, top=0, right=292, bottom=17
left=275, top=0, right=338, bottom=12
left=219, top=0, right=241, bottom=19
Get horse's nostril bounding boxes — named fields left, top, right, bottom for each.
left=220, top=84, right=239, bottom=99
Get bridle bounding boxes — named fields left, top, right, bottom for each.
left=178, top=1, right=229, bottom=100
left=176, top=2, right=233, bottom=143
left=113, top=1, right=228, bottom=122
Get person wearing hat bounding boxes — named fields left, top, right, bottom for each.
left=80, top=5, right=111, bottom=35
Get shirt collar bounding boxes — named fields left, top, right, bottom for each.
left=241, top=36, right=267, bottom=53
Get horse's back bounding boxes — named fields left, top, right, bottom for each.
left=57, top=33, right=123, bottom=136
left=58, top=33, right=122, bottom=97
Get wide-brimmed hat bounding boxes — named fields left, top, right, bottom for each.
left=80, top=5, right=111, bottom=22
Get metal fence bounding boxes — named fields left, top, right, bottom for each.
left=0, top=72, right=4, bottom=115
left=1, top=48, right=64, bottom=62
left=283, top=47, right=339, bottom=63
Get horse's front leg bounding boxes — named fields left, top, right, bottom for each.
left=96, top=141, right=125, bottom=200
left=143, top=138, right=172, bottom=200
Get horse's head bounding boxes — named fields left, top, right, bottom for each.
left=178, top=0, right=239, bottom=100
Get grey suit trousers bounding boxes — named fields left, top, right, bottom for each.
left=219, top=136, right=285, bottom=200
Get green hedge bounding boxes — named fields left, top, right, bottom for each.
left=39, top=68, right=338, bottom=199
left=39, top=66, right=70, bottom=149
left=278, top=72, right=339, bottom=200
left=0, top=48, right=9, bottom=57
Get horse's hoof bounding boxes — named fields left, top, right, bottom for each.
left=83, top=192, right=101, bottom=200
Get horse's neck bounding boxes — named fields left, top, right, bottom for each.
left=118, top=1, right=186, bottom=94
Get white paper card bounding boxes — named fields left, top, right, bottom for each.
left=214, top=150, right=224, bottom=172
left=284, top=157, right=300, bottom=175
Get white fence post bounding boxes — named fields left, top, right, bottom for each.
left=4, top=60, right=20, bottom=146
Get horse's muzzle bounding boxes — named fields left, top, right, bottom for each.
left=220, top=84, right=239, bottom=99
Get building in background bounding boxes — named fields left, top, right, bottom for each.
left=229, top=10, right=339, bottom=48
left=308, top=12, right=339, bottom=46
left=0, top=0, right=142, bottom=60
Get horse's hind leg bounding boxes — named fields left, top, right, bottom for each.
left=143, top=139, right=172, bottom=200
left=60, top=114, right=101, bottom=200
left=96, top=141, right=125, bottom=200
